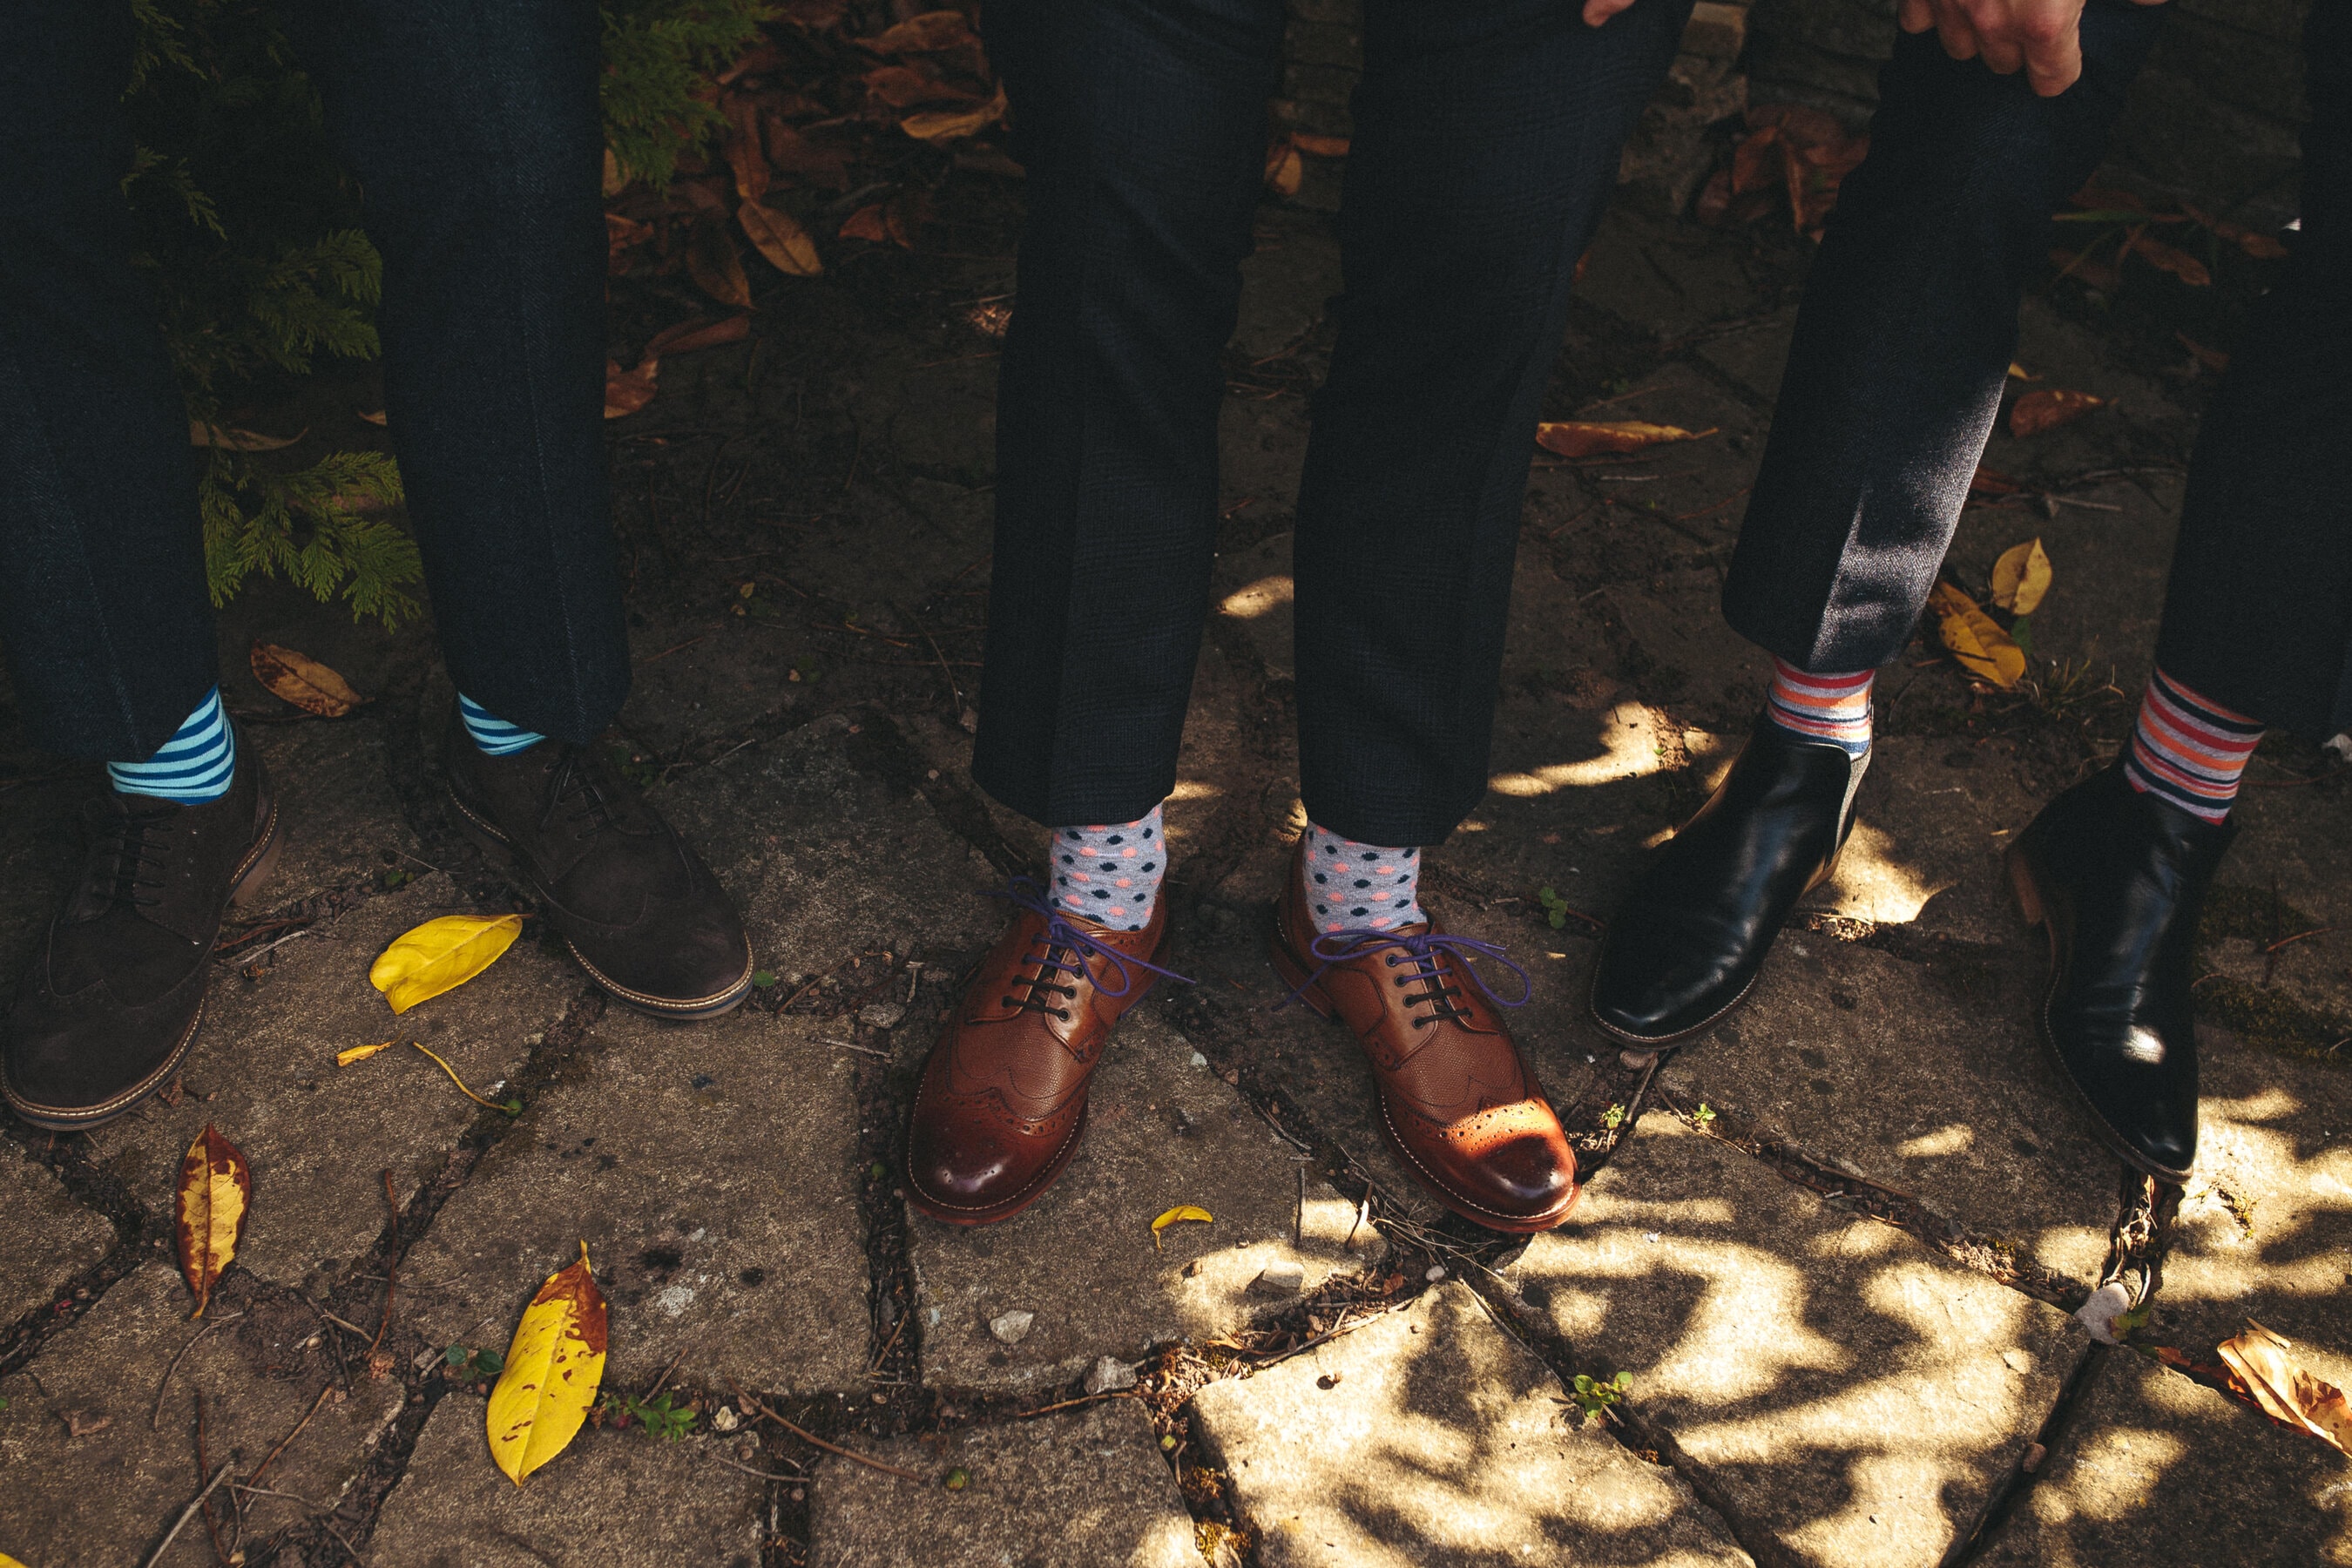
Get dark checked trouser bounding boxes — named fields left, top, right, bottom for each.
left=1724, top=0, right=2352, bottom=742
left=0, top=0, right=629, bottom=759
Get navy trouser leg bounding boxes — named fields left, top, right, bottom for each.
left=975, top=0, right=1690, bottom=841
left=1295, top=0, right=1693, bottom=844
left=2154, top=1, right=2352, bottom=740
left=0, top=1, right=220, bottom=760
left=287, top=0, right=627, bottom=743
left=1721, top=1, right=2167, bottom=673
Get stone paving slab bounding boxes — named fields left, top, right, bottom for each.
left=1975, top=1348, right=2352, bottom=1567
left=907, top=1010, right=1385, bottom=1395
left=0, top=1263, right=405, bottom=1567
left=367, top=1393, right=766, bottom=1567
left=1657, top=930, right=2124, bottom=1288
left=83, top=875, right=580, bottom=1290
left=1817, top=735, right=2046, bottom=945
left=0, top=1139, right=112, bottom=1328
left=240, top=713, right=426, bottom=908
left=808, top=1398, right=1198, bottom=1567
left=1508, top=1116, right=2082, bottom=1568
left=1192, top=1281, right=1755, bottom=1567
left=400, top=1007, right=871, bottom=1396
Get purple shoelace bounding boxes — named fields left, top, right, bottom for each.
left=984, top=876, right=1194, bottom=1017
left=1279, top=927, right=1532, bottom=1023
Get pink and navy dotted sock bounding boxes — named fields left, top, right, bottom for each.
left=1051, top=807, right=1166, bottom=931
left=1301, top=824, right=1425, bottom=934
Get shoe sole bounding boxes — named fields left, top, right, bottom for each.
left=447, top=790, right=754, bottom=1021
left=3, top=794, right=285, bottom=1132
left=1583, top=834, right=1851, bottom=1051
left=2005, top=836, right=2193, bottom=1186
left=1268, top=924, right=1580, bottom=1236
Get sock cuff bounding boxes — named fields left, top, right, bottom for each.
left=458, top=693, right=549, bottom=757
left=1050, top=806, right=1166, bottom=931
left=109, top=686, right=236, bottom=802
left=2123, top=666, right=2263, bottom=821
left=1765, top=659, right=1873, bottom=755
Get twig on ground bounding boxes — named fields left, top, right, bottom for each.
left=646, top=1341, right=695, bottom=1402
left=152, top=1311, right=246, bottom=1429
left=727, top=1383, right=923, bottom=1481
left=141, top=1462, right=235, bottom=1568
left=247, top=1385, right=333, bottom=1487
left=709, top=1451, right=809, bottom=1482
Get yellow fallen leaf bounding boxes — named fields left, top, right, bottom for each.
left=175, top=1125, right=251, bottom=1320
left=1534, top=421, right=1713, bottom=459
left=356, top=408, right=388, bottom=427
left=1990, top=538, right=2053, bottom=617
left=487, top=1242, right=608, bottom=1485
left=369, top=915, right=524, bottom=1014
left=190, top=421, right=305, bottom=451
left=1263, top=137, right=1303, bottom=198
left=2006, top=362, right=2038, bottom=381
left=901, top=83, right=1006, bottom=142
left=249, top=641, right=364, bottom=718
left=739, top=200, right=823, bottom=278
left=1152, top=1205, right=1214, bottom=1251
left=1929, top=582, right=2025, bottom=689
left=2, top=1551, right=30, bottom=1568
left=337, top=1041, right=397, bottom=1067
left=2218, top=1321, right=2352, bottom=1456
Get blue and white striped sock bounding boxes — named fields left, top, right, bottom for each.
left=110, top=687, right=236, bottom=803
left=457, top=694, right=546, bottom=757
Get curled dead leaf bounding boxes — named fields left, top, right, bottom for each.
left=249, top=642, right=364, bottom=718
left=840, top=203, right=891, bottom=242
left=686, top=216, right=755, bottom=308
left=1535, top=421, right=1713, bottom=459
left=1990, top=538, right=2053, bottom=617
left=901, top=83, right=1006, bottom=143
left=1970, top=465, right=2024, bottom=497
left=2216, top=1321, right=2352, bottom=1456
left=191, top=422, right=305, bottom=452
left=863, top=64, right=976, bottom=110
left=487, top=1242, right=609, bottom=1485
left=740, top=200, right=824, bottom=279
left=336, top=1041, right=397, bottom=1067
left=2181, top=201, right=2290, bottom=260
left=1151, top=1204, right=1214, bottom=1251
left=604, top=356, right=659, bottom=419
left=644, top=314, right=753, bottom=360
left=369, top=914, right=525, bottom=1014
left=862, top=10, right=979, bottom=52
left=176, top=1125, right=251, bottom=1319
left=1263, top=137, right=1303, bottom=198
left=2129, top=234, right=2212, bottom=287
left=355, top=408, right=389, bottom=427
left=2009, top=388, right=2105, bottom=437
left=1930, top=582, right=2025, bottom=689
left=722, top=95, right=771, bottom=203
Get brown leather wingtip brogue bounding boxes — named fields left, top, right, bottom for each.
left=1271, top=845, right=1578, bottom=1234
left=906, top=878, right=1185, bottom=1227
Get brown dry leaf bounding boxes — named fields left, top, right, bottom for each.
left=190, top=422, right=304, bottom=452
left=602, top=149, right=626, bottom=197
left=1990, top=537, right=2053, bottom=616
left=644, top=314, right=752, bottom=359
left=176, top=1125, right=251, bottom=1319
left=2130, top=233, right=2213, bottom=287
left=2181, top=201, right=2290, bottom=260
left=1731, top=125, right=1782, bottom=195
left=487, top=1242, right=609, bottom=1485
left=1930, top=581, right=2025, bottom=688
left=722, top=95, right=771, bottom=203
left=604, top=356, right=659, bottom=419
left=2217, top=1321, right=2352, bottom=1456
left=863, top=64, right=975, bottom=110
left=1292, top=132, right=1349, bottom=158
left=249, top=641, right=364, bottom=718
left=840, top=203, right=891, bottom=242
left=1263, top=136, right=1303, bottom=198
left=863, top=10, right=979, bottom=52
left=764, top=118, right=852, bottom=189
left=2009, top=388, right=2105, bottom=436
left=1535, top=420, right=1712, bottom=459
left=1970, top=465, right=2024, bottom=497
left=2176, top=331, right=2230, bottom=375
left=740, top=200, right=823, bottom=278
left=901, top=83, right=1006, bottom=143
left=355, top=409, right=389, bottom=428
left=2050, top=245, right=2121, bottom=291
left=369, top=914, right=526, bottom=1015
left=686, top=216, right=754, bottom=308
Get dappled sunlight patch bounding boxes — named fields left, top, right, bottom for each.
left=1217, top=574, right=1292, bottom=620
left=1896, top=1123, right=1977, bottom=1159
left=1819, top=820, right=1953, bottom=925
left=1489, top=703, right=1668, bottom=796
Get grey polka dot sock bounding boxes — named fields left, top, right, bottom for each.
left=1300, top=824, right=1424, bottom=935
left=1049, top=806, right=1167, bottom=931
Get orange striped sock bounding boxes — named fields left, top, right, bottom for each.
left=2122, top=668, right=2262, bottom=822
left=1764, top=658, right=1873, bottom=757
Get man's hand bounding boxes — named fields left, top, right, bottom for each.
left=1896, top=0, right=2163, bottom=98
left=1582, top=0, right=1640, bottom=27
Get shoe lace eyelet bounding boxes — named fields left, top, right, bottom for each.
left=1056, top=1009, right=1071, bottom=1021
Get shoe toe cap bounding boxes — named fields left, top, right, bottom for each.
left=1423, top=1105, right=1579, bottom=1227
left=907, top=1111, right=1058, bottom=1214
left=1592, top=945, right=1744, bottom=1041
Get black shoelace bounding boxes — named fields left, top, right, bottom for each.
left=83, top=809, right=174, bottom=915
left=539, top=749, right=623, bottom=841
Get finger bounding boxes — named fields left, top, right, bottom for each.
left=1933, top=5, right=1980, bottom=60
left=2024, top=27, right=2084, bottom=94
left=1897, top=0, right=1937, bottom=34
left=1977, top=32, right=2025, bottom=74
left=1582, top=0, right=1639, bottom=24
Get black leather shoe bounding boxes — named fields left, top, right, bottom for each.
left=5, top=738, right=281, bottom=1130
left=1590, top=722, right=1863, bottom=1045
left=443, top=713, right=754, bottom=1019
left=2006, top=765, right=2228, bottom=1183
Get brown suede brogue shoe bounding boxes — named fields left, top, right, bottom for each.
left=1271, top=844, right=1578, bottom=1233
left=443, top=711, right=754, bottom=1019
left=5, top=735, right=280, bottom=1131
left=906, top=878, right=1186, bottom=1226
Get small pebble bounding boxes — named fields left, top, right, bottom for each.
left=710, top=1405, right=739, bottom=1432
left=1084, top=1355, right=1139, bottom=1395
left=1316, top=1371, right=1343, bottom=1389
left=1424, top=1265, right=1447, bottom=1282
left=1189, top=1051, right=1208, bottom=1068
left=1252, top=1260, right=1307, bottom=1297
left=988, top=1308, right=1036, bottom=1345
left=2074, top=1281, right=2133, bottom=1345
left=1619, top=1049, right=1656, bottom=1070
left=859, top=1001, right=907, bottom=1031
left=1643, top=1231, right=1661, bottom=1243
